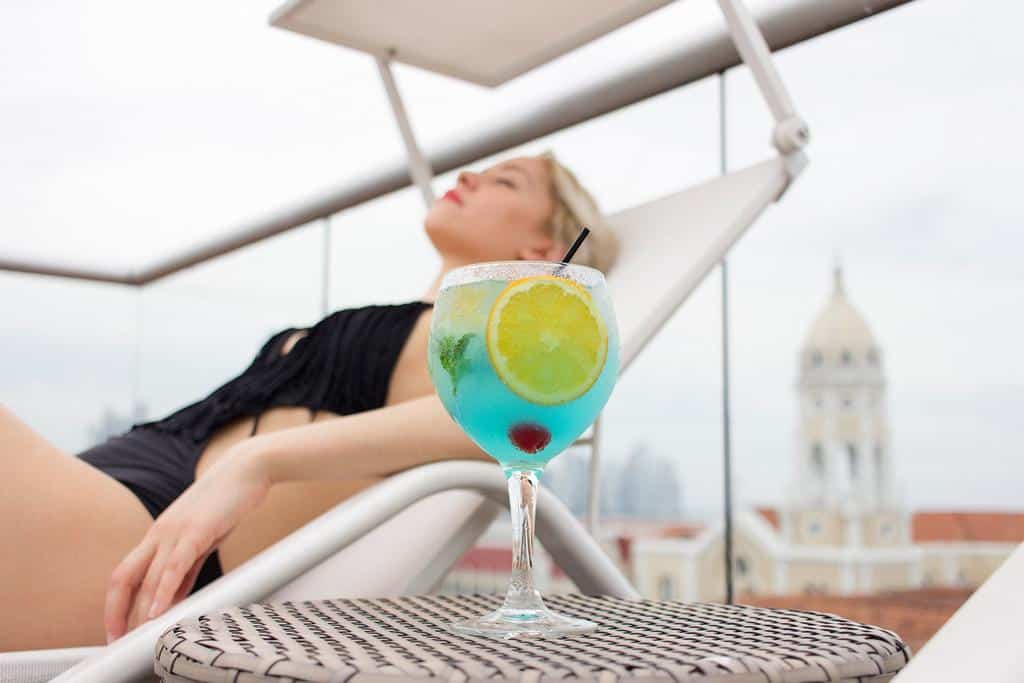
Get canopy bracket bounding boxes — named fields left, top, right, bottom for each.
left=717, top=0, right=810, bottom=182
left=375, top=51, right=436, bottom=207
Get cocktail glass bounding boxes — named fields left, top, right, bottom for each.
left=427, top=260, right=619, bottom=638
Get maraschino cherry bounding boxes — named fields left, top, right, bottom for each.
left=508, top=422, right=551, bottom=454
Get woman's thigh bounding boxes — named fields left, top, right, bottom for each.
left=197, top=407, right=385, bottom=573
left=0, top=405, right=153, bottom=650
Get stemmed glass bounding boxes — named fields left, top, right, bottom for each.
left=427, top=260, right=619, bottom=638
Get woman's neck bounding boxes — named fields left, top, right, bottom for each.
left=422, top=258, right=472, bottom=304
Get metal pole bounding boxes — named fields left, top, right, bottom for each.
left=719, top=71, right=735, bottom=605
left=321, top=217, right=331, bottom=316
left=717, top=0, right=796, bottom=122
left=133, top=288, right=143, bottom=417
left=375, top=52, right=436, bottom=207
left=585, top=414, right=603, bottom=536
left=716, top=0, right=809, bottom=155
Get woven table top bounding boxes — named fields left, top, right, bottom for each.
left=154, top=593, right=910, bottom=683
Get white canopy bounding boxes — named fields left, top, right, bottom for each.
left=271, top=0, right=676, bottom=87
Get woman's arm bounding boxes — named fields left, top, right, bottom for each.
left=247, top=394, right=493, bottom=485
left=107, top=395, right=492, bottom=640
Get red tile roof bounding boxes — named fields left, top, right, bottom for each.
left=912, top=511, right=1024, bottom=543
left=756, top=506, right=781, bottom=531
left=454, top=547, right=512, bottom=572
left=658, top=523, right=704, bottom=539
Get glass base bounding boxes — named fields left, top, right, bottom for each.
left=447, top=605, right=597, bottom=639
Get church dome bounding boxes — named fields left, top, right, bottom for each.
left=803, top=267, right=879, bottom=365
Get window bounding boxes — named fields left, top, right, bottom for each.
left=841, top=349, right=853, bottom=365
left=842, top=394, right=853, bottom=409
left=847, top=443, right=858, bottom=479
left=735, top=555, right=750, bottom=576
left=874, top=445, right=884, bottom=490
left=813, top=394, right=823, bottom=409
left=810, top=350, right=823, bottom=367
left=657, top=575, right=675, bottom=601
left=867, top=348, right=879, bottom=365
left=808, top=520, right=822, bottom=536
left=811, top=443, right=825, bottom=478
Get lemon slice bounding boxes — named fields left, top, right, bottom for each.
left=486, top=275, right=608, bottom=405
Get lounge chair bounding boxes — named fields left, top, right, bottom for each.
left=0, top=156, right=799, bottom=683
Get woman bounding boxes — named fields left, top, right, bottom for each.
left=0, top=151, right=619, bottom=651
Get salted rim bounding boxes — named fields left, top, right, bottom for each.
left=440, top=260, right=604, bottom=291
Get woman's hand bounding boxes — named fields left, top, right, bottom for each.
left=104, top=443, right=271, bottom=643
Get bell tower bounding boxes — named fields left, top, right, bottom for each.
left=795, top=267, right=889, bottom=512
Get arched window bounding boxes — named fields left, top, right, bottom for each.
left=811, top=443, right=825, bottom=478
left=874, top=445, right=884, bottom=490
left=841, top=349, right=853, bottom=365
left=847, top=443, right=859, bottom=480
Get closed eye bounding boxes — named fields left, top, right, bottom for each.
left=497, top=178, right=517, bottom=188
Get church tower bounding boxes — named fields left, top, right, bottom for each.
left=797, top=267, right=888, bottom=508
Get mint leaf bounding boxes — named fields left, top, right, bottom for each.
left=438, top=333, right=473, bottom=395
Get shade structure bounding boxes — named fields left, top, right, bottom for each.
left=270, top=0, right=676, bottom=87
left=0, top=0, right=915, bottom=284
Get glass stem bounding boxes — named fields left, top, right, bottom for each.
left=502, top=469, right=547, bottom=614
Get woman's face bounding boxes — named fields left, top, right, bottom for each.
left=424, top=156, right=564, bottom=264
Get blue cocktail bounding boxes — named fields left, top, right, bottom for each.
left=428, top=261, right=619, bottom=638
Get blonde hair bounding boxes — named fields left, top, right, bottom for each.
left=538, top=150, right=621, bottom=274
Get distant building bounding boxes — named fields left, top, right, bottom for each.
left=632, top=268, right=1021, bottom=601
left=542, top=449, right=590, bottom=517
left=544, top=442, right=683, bottom=520
left=87, top=400, right=148, bottom=445
left=611, top=442, right=683, bottom=521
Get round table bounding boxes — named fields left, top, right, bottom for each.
left=154, top=593, right=910, bottom=682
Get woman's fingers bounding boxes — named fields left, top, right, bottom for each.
left=148, top=534, right=206, bottom=620
left=173, top=551, right=208, bottom=603
left=105, top=535, right=158, bottom=641
left=131, top=539, right=173, bottom=631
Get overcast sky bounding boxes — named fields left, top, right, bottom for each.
left=2, top=0, right=1021, bottom=519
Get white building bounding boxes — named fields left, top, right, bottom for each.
left=632, top=268, right=1018, bottom=602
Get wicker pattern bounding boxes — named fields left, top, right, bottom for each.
left=154, top=594, right=910, bottom=683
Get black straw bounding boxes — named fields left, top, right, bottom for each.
left=557, top=227, right=590, bottom=271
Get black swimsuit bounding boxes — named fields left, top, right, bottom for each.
left=77, top=300, right=433, bottom=594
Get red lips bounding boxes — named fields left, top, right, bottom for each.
left=442, top=189, right=462, bottom=206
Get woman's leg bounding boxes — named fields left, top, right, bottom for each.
left=0, top=405, right=153, bottom=651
